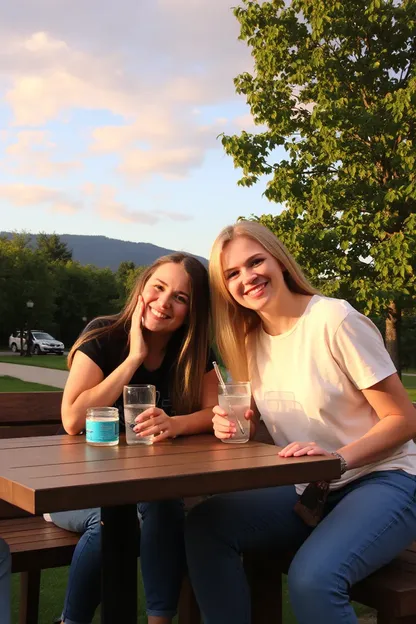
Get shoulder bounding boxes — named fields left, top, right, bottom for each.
left=307, top=295, right=354, bottom=329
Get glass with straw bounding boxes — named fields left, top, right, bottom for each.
left=213, top=362, right=251, bottom=444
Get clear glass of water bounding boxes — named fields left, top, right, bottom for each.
left=218, top=382, right=251, bottom=444
left=123, top=384, right=157, bottom=445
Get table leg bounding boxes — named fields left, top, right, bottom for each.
left=101, top=504, right=139, bottom=624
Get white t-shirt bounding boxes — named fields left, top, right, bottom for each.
left=249, top=295, right=416, bottom=494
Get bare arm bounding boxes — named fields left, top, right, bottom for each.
left=338, top=373, right=416, bottom=469
left=62, top=297, right=147, bottom=435
left=62, top=350, right=142, bottom=435
left=171, top=368, right=218, bottom=436
left=134, top=368, right=219, bottom=441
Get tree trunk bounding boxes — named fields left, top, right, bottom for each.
left=385, top=301, right=401, bottom=378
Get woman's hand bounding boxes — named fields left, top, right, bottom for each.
left=278, top=441, right=332, bottom=457
left=212, top=404, right=254, bottom=440
left=133, top=407, right=178, bottom=442
left=128, top=295, right=148, bottom=364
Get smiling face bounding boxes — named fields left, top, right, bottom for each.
left=222, top=236, right=287, bottom=314
left=141, top=262, right=190, bottom=334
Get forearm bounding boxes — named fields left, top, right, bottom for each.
left=64, top=356, right=141, bottom=434
left=338, top=413, right=416, bottom=470
left=171, top=407, right=215, bottom=437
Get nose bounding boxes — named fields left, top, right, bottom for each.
left=241, top=266, right=257, bottom=285
left=157, top=291, right=170, bottom=309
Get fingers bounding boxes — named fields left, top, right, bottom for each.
left=212, top=405, right=228, bottom=418
left=278, top=441, right=328, bottom=457
left=212, top=413, right=235, bottom=439
left=134, top=407, right=161, bottom=424
left=244, top=409, right=254, bottom=421
left=134, top=413, right=166, bottom=435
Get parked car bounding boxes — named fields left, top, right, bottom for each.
left=9, top=330, right=65, bottom=355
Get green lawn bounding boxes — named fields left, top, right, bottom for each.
left=0, top=354, right=68, bottom=371
left=0, top=376, right=60, bottom=392
left=403, top=374, right=416, bottom=402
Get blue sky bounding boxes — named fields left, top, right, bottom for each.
left=0, top=0, right=281, bottom=258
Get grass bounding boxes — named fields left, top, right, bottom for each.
left=0, top=354, right=68, bottom=371
left=0, top=376, right=60, bottom=392
left=402, top=373, right=416, bottom=402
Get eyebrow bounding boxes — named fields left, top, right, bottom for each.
left=154, top=278, right=189, bottom=298
left=224, top=253, right=263, bottom=276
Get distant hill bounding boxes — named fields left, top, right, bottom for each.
left=0, top=232, right=207, bottom=271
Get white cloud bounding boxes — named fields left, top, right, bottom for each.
left=0, top=1, right=251, bottom=182
left=4, top=130, right=80, bottom=177
left=0, top=184, right=82, bottom=213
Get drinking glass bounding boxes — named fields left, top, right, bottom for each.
left=123, top=385, right=157, bottom=445
left=218, top=382, right=251, bottom=444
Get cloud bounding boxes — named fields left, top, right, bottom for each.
left=94, top=186, right=192, bottom=224
left=0, top=1, right=251, bottom=183
left=0, top=184, right=82, bottom=213
left=4, top=130, right=80, bottom=177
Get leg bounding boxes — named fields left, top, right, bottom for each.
left=101, top=504, right=139, bottom=624
left=0, top=538, right=11, bottom=624
left=185, top=486, right=311, bottom=624
left=138, top=499, right=186, bottom=623
left=288, top=470, right=416, bottom=624
left=50, top=508, right=101, bottom=624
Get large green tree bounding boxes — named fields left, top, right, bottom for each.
left=37, top=233, right=72, bottom=264
left=222, top=0, right=416, bottom=370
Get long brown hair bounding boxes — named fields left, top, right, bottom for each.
left=209, top=221, right=319, bottom=382
left=68, top=253, right=211, bottom=415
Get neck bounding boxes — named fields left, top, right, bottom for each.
left=144, top=329, right=174, bottom=353
left=259, top=290, right=313, bottom=336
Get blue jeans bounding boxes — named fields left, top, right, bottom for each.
left=0, top=538, right=11, bottom=624
left=51, top=499, right=185, bottom=624
left=185, top=470, right=416, bottom=624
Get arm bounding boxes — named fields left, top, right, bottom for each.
left=338, top=373, right=416, bottom=469
left=62, top=350, right=142, bottom=435
left=279, top=374, right=416, bottom=468
left=62, top=297, right=147, bottom=435
left=134, top=368, right=218, bottom=441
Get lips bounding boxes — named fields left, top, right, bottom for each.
left=244, top=282, right=268, bottom=297
left=149, top=307, right=171, bottom=320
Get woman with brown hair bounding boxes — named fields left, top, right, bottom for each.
left=50, top=252, right=217, bottom=624
left=185, top=221, right=416, bottom=624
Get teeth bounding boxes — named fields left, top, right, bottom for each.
left=247, top=283, right=266, bottom=296
left=151, top=308, right=169, bottom=319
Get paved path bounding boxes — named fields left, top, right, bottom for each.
left=0, top=362, right=68, bottom=388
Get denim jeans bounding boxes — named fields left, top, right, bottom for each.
left=51, top=499, right=185, bottom=624
left=185, top=470, right=416, bottom=624
left=0, top=538, right=11, bottom=624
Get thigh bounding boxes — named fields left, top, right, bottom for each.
left=187, top=486, right=311, bottom=554
left=291, top=470, right=416, bottom=585
left=50, top=508, right=101, bottom=534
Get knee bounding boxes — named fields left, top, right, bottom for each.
left=288, top=557, right=347, bottom=603
left=138, top=499, right=185, bottom=523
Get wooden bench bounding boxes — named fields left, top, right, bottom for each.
left=0, top=391, right=199, bottom=624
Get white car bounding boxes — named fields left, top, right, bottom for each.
left=9, top=330, right=65, bottom=355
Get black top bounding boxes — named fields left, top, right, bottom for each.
left=77, top=318, right=214, bottom=425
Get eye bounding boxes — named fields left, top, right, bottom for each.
left=251, top=258, right=264, bottom=267
left=225, top=270, right=238, bottom=280
left=154, top=284, right=164, bottom=291
left=175, top=294, right=188, bottom=304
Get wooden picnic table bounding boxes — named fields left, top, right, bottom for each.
left=0, top=433, right=340, bottom=623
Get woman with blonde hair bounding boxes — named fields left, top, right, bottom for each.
left=185, top=221, right=416, bottom=624
left=50, top=252, right=217, bottom=624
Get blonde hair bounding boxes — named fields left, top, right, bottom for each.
left=209, top=221, right=318, bottom=381
left=69, top=253, right=211, bottom=415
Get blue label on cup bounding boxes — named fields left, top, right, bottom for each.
left=86, top=419, right=119, bottom=444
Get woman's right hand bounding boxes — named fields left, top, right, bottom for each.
left=212, top=405, right=254, bottom=440
left=128, top=295, right=148, bottom=365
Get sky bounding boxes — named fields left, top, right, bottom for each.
left=0, top=0, right=281, bottom=259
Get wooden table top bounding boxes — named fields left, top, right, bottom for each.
left=0, top=434, right=340, bottom=514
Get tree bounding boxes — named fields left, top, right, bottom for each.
left=222, top=0, right=416, bottom=372
left=37, top=233, right=72, bottom=264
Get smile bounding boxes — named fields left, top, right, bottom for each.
left=150, top=308, right=170, bottom=320
left=244, top=282, right=268, bottom=297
